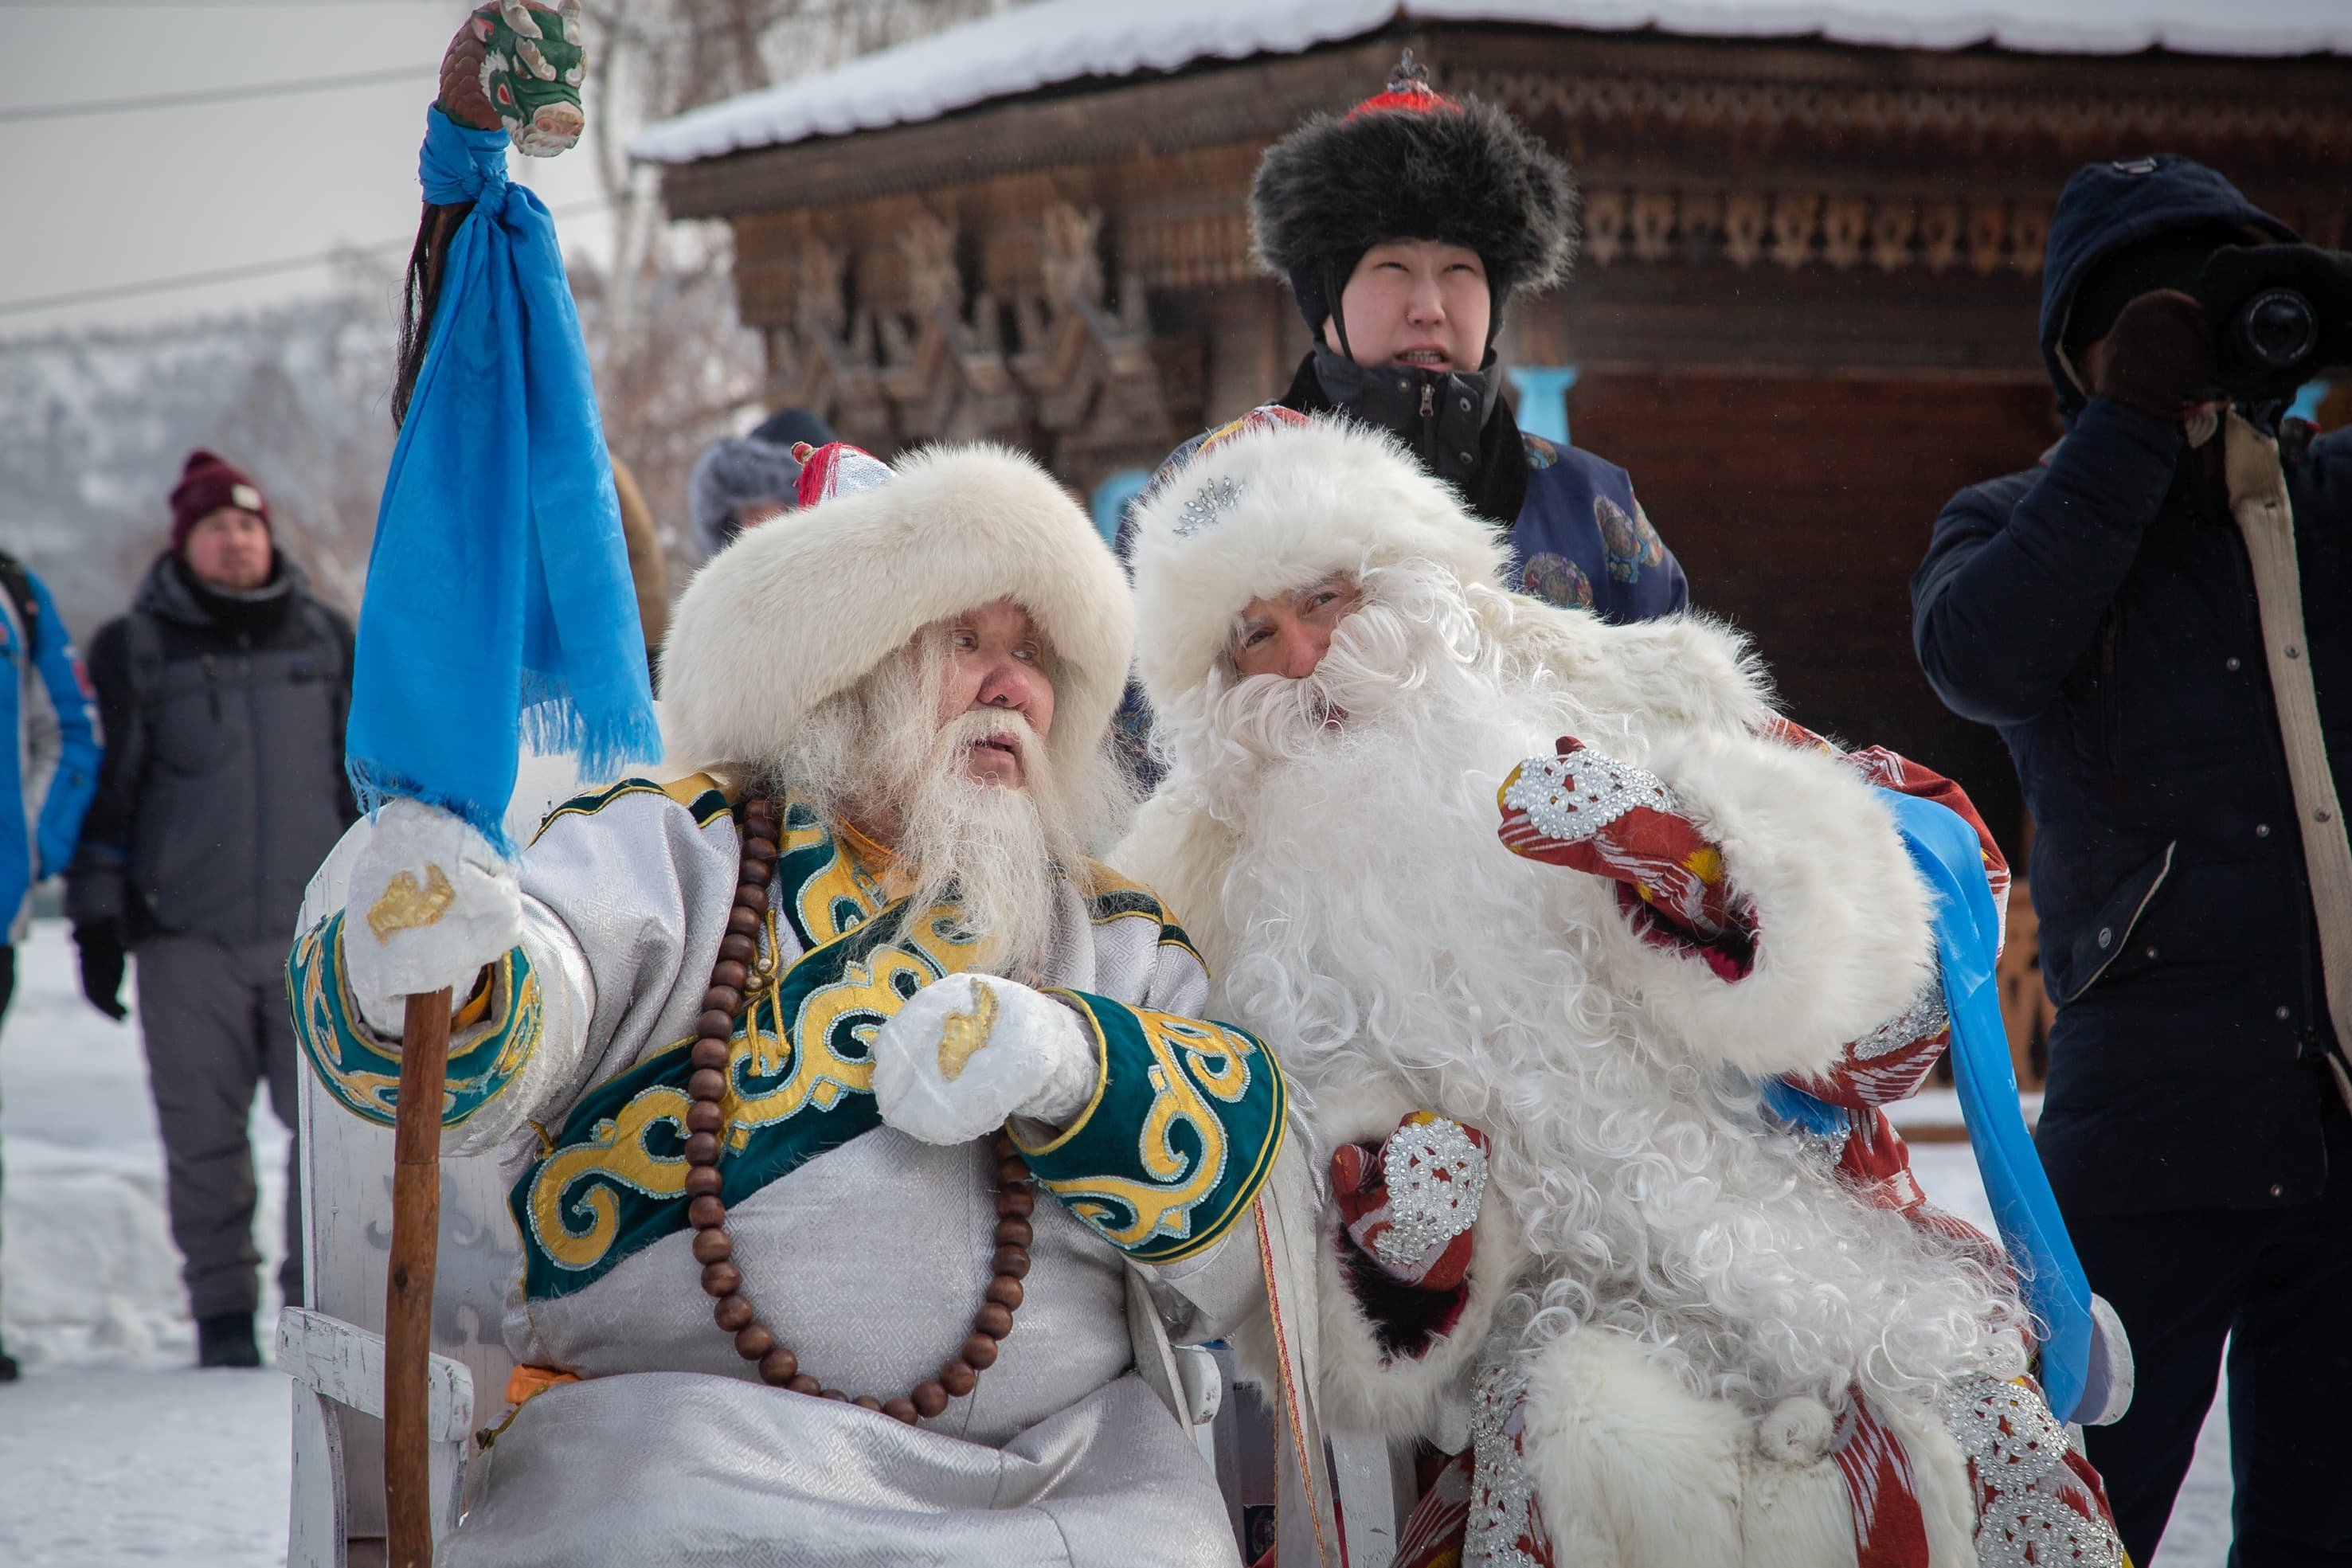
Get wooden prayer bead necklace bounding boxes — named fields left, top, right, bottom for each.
left=683, top=792, right=1034, bottom=1426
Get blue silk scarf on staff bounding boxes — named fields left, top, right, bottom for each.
left=346, top=104, right=660, bottom=851
left=1761, top=789, right=2094, bottom=1424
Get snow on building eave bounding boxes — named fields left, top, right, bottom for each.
left=628, top=0, right=2352, bottom=166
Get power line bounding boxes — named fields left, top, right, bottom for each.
left=0, top=197, right=615, bottom=320
left=0, top=62, right=436, bottom=124
left=0, top=2, right=448, bottom=8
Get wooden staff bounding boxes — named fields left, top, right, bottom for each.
left=387, top=989, right=453, bottom=1567
left=377, top=10, right=585, bottom=1561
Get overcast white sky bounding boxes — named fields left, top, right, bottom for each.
left=0, top=0, right=619, bottom=342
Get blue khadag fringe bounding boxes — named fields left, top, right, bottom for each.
left=346, top=106, right=660, bottom=854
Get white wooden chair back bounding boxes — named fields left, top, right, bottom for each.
left=281, top=826, right=520, bottom=1567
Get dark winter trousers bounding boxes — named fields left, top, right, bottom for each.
left=2072, top=1089, right=2352, bottom=1568
left=134, top=935, right=303, bottom=1321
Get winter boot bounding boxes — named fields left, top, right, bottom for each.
left=196, top=1312, right=261, bottom=1369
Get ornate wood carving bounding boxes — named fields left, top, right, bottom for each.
left=1041, top=203, right=1106, bottom=307
left=748, top=201, right=1181, bottom=483
left=678, top=22, right=2348, bottom=465
left=1456, top=51, right=2352, bottom=168
left=1568, top=186, right=2053, bottom=276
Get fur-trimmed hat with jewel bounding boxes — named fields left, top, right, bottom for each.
left=1249, top=50, right=1579, bottom=335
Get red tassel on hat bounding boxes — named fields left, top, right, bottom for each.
left=1343, top=49, right=1459, bottom=119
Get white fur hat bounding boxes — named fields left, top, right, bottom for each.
left=661, top=442, right=1133, bottom=779
left=1127, top=412, right=1509, bottom=706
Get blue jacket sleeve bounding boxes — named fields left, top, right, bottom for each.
left=27, top=571, right=100, bottom=879
left=1910, top=397, right=2181, bottom=728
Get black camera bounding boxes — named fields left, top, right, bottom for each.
left=2197, top=244, right=2352, bottom=401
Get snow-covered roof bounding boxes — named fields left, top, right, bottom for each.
left=631, top=0, right=2352, bottom=165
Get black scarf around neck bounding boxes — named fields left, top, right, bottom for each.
left=1275, top=349, right=1529, bottom=531
left=175, top=553, right=295, bottom=640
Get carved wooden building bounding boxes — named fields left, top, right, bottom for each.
left=636, top=2, right=2352, bottom=879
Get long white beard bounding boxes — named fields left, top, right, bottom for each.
left=893, top=710, right=1068, bottom=983
left=1156, top=565, right=2025, bottom=1414
left=759, top=646, right=1100, bottom=983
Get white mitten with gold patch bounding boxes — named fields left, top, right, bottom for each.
left=340, top=799, right=522, bottom=1038
left=871, top=973, right=1098, bottom=1147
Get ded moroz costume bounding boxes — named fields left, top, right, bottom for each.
left=290, top=438, right=1333, bottom=1566
left=1114, top=412, right=2131, bottom=1568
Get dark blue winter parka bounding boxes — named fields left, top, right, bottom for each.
left=1911, top=156, right=2352, bottom=1218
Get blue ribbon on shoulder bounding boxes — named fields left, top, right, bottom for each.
left=345, top=104, right=660, bottom=851
left=1765, top=790, right=2093, bottom=1422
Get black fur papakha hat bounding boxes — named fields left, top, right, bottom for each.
left=1250, top=52, right=1579, bottom=334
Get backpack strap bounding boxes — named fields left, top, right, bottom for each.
left=122, top=610, right=168, bottom=723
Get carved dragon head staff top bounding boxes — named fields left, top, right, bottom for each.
left=439, top=0, right=585, bottom=157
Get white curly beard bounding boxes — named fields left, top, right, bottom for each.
left=1153, top=560, right=2026, bottom=1415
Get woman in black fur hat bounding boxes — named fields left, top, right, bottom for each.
left=1137, top=53, right=1685, bottom=627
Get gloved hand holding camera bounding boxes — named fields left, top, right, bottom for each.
left=2197, top=243, right=2352, bottom=402
left=2094, top=289, right=2218, bottom=421
left=2079, top=231, right=2352, bottom=422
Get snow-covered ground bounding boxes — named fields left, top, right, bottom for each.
left=1, top=918, right=293, bottom=1566
left=0, top=916, right=2234, bottom=1565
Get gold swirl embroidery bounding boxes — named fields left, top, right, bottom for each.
left=727, top=923, right=980, bottom=1146
left=936, top=983, right=999, bottom=1081
left=520, top=897, right=988, bottom=1274
left=899, top=900, right=990, bottom=976
left=785, top=809, right=885, bottom=945
left=366, top=864, right=456, bottom=940
left=293, top=920, right=402, bottom=1121
left=1043, top=1011, right=1256, bottom=1250
left=294, top=917, right=538, bottom=1128
left=1158, top=1014, right=1253, bottom=1102
left=482, top=967, right=543, bottom=1082
left=524, top=1086, right=694, bottom=1271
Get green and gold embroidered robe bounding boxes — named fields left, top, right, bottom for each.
left=288, top=776, right=1290, bottom=1567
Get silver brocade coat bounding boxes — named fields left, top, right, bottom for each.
left=290, top=776, right=1291, bottom=1567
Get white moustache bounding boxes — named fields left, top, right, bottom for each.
left=937, top=710, right=1041, bottom=770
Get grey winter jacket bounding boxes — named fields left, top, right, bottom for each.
left=66, top=551, right=357, bottom=946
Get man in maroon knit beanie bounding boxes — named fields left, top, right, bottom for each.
left=65, top=449, right=358, bottom=1367
left=167, top=451, right=274, bottom=579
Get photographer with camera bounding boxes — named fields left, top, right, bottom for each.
left=1913, top=154, right=2352, bottom=1565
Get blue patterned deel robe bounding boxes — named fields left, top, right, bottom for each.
left=1509, top=432, right=1686, bottom=621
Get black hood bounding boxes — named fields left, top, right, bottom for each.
left=2038, top=154, right=2295, bottom=423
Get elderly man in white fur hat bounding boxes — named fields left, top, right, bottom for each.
left=1114, top=409, right=2130, bottom=1568
left=287, top=440, right=1324, bottom=1566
